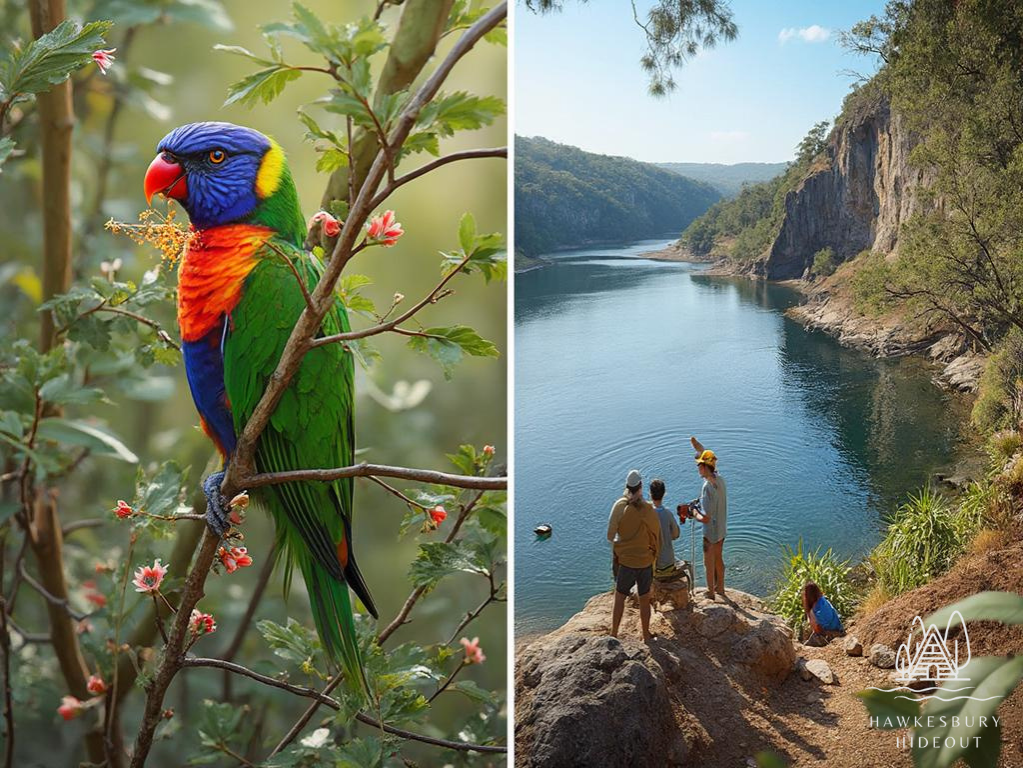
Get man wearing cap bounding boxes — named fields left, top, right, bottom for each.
left=607, top=469, right=661, bottom=641
left=690, top=448, right=728, bottom=600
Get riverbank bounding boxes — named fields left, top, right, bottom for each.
left=635, top=243, right=988, bottom=393
left=515, top=541, right=1023, bottom=767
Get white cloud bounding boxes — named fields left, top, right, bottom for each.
left=709, top=130, right=749, bottom=143
left=779, top=25, right=831, bottom=44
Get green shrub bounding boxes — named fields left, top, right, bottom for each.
left=770, top=538, right=855, bottom=629
left=872, top=485, right=978, bottom=596
left=811, top=246, right=837, bottom=277
left=972, top=328, right=1023, bottom=435
left=986, top=429, right=1022, bottom=466
left=850, top=250, right=891, bottom=315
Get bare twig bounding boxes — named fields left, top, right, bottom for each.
left=427, top=659, right=466, bottom=704
left=365, top=475, right=428, bottom=511
left=61, top=518, right=104, bottom=537
left=183, top=657, right=505, bottom=754
left=444, top=572, right=504, bottom=646
left=19, top=562, right=88, bottom=621
left=221, top=549, right=275, bottom=700
left=310, top=251, right=471, bottom=347
left=368, top=148, right=507, bottom=209
left=242, top=462, right=506, bottom=492
left=376, top=489, right=487, bottom=645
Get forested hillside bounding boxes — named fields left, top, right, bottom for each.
left=515, top=136, right=719, bottom=257
left=658, top=161, right=788, bottom=197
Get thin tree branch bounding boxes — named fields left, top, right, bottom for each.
left=241, top=463, right=506, bottom=492
left=444, top=572, right=504, bottom=646
left=19, top=561, right=89, bottom=621
left=310, top=251, right=470, bottom=347
left=368, top=147, right=507, bottom=209
left=376, top=489, right=487, bottom=645
left=427, top=659, right=466, bottom=704
left=182, top=657, right=505, bottom=754
left=365, top=475, right=428, bottom=510
left=221, top=549, right=275, bottom=700
left=61, top=518, right=104, bottom=537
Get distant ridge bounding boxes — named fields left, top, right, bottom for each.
left=515, top=136, right=720, bottom=258
left=658, top=161, right=789, bottom=198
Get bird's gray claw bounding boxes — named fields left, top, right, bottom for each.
left=202, top=471, right=230, bottom=538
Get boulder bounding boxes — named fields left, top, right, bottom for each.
left=652, top=576, right=690, bottom=611
left=516, top=634, right=692, bottom=767
left=842, top=635, right=863, bottom=656
left=805, top=659, right=837, bottom=685
left=869, top=643, right=897, bottom=669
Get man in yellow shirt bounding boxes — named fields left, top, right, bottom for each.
left=607, top=469, right=661, bottom=641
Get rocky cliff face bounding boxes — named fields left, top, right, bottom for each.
left=758, top=97, right=932, bottom=280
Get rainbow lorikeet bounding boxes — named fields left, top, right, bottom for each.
left=143, top=121, right=376, bottom=690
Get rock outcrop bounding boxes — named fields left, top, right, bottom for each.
left=515, top=589, right=796, bottom=767
left=757, top=96, right=931, bottom=281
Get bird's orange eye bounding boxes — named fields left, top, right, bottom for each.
left=209, top=149, right=226, bottom=164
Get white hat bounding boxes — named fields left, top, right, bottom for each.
left=625, top=469, right=642, bottom=489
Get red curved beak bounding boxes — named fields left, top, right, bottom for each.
left=144, top=153, right=188, bottom=205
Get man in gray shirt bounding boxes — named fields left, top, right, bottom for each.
left=649, top=479, right=681, bottom=579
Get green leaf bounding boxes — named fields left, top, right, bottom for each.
left=314, top=147, right=348, bottom=173
left=914, top=654, right=1023, bottom=768
left=458, top=212, right=476, bottom=254
left=0, top=20, right=112, bottom=98
left=39, top=374, right=104, bottom=406
left=409, top=541, right=489, bottom=591
left=135, top=461, right=190, bottom=518
left=451, top=679, right=496, bottom=704
left=924, top=591, right=1023, bottom=629
left=222, top=65, right=301, bottom=107
left=406, top=325, right=499, bottom=379
left=34, top=418, right=138, bottom=462
left=211, top=43, right=274, bottom=66
left=257, top=618, right=322, bottom=668
left=416, top=91, right=505, bottom=137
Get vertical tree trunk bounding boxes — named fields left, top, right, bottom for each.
left=29, top=0, right=74, bottom=353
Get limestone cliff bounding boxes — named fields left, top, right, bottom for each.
left=756, top=95, right=932, bottom=281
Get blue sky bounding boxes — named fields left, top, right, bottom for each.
left=514, top=0, right=887, bottom=164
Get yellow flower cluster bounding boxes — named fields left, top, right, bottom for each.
left=104, top=206, right=195, bottom=265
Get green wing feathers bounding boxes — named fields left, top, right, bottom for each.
left=222, top=240, right=376, bottom=694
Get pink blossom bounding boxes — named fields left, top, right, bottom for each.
left=86, top=674, right=106, bottom=695
left=308, top=211, right=341, bottom=237
left=366, top=210, right=403, bottom=247
left=429, top=505, right=447, bottom=525
left=460, top=636, right=486, bottom=665
left=57, top=696, right=83, bottom=721
left=218, top=546, right=253, bottom=574
left=482, top=445, right=495, bottom=456
left=91, top=48, right=116, bottom=75
left=132, top=559, right=168, bottom=594
left=84, top=590, right=107, bottom=608
left=76, top=619, right=93, bottom=635
left=113, top=500, right=133, bottom=519
left=189, top=609, right=217, bottom=635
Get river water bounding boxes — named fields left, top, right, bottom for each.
left=514, top=239, right=969, bottom=635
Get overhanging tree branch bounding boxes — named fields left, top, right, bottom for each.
left=242, top=463, right=506, bottom=491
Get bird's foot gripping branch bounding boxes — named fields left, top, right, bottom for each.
left=1, top=0, right=507, bottom=766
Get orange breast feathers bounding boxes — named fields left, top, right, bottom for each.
left=177, top=224, right=273, bottom=343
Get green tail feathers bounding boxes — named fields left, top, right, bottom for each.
left=298, top=552, right=371, bottom=699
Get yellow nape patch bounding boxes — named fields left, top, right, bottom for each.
left=255, top=140, right=285, bottom=198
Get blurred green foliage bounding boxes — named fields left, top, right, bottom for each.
left=0, top=0, right=507, bottom=764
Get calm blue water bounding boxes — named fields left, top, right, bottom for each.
left=514, top=239, right=969, bottom=635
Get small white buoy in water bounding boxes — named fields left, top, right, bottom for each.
left=534, top=524, right=552, bottom=536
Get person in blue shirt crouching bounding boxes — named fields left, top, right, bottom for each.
left=802, top=582, right=845, bottom=647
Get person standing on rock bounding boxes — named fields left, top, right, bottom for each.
left=607, top=469, right=661, bottom=641
left=689, top=448, right=728, bottom=601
